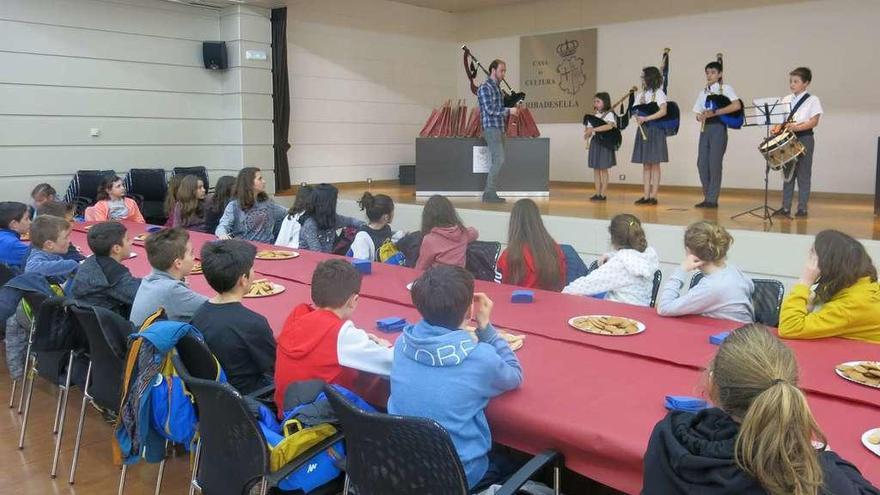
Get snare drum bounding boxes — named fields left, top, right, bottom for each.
left=758, top=130, right=805, bottom=182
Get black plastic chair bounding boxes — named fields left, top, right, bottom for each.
left=324, top=385, right=563, bottom=495
left=751, top=279, right=785, bottom=327
left=649, top=270, right=663, bottom=308
left=173, top=166, right=210, bottom=192
left=125, top=168, right=168, bottom=225
left=172, top=337, right=343, bottom=495
left=63, top=170, right=116, bottom=214
left=67, top=304, right=131, bottom=484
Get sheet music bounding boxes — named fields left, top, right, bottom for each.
left=473, top=146, right=491, bottom=173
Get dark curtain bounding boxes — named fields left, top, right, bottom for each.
left=270, top=7, right=292, bottom=191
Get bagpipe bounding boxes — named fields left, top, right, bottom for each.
left=462, top=45, right=526, bottom=108
left=582, top=87, right=637, bottom=151
left=702, top=53, right=745, bottom=130
left=630, top=48, right=681, bottom=137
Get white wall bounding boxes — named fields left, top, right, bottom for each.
left=0, top=0, right=274, bottom=201
left=458, top=0, right=880, bottom=194
left=285, top=0, right=458, bottom=184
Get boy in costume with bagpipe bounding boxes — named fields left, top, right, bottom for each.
left=693, top=54, right=744, bottom=209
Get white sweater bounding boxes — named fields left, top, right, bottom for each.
left=275, top=212, right=304, bottom=248
left=562, top=247, right=660, bottom=306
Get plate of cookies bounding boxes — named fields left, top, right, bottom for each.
left=464, top=326, right=525, bottom=352
left=134, top=233, right=148, bottom=242
left=835, top=361, right=880, bottom=388
left=256, top=249, right=299, bottom=260
left=862, top=428, right=880, bottom=457
left=244, top=279, right=285, bottom=298
left=569, top=315, right=645, bottom=336
left=190, top=261, right=202, bottom=275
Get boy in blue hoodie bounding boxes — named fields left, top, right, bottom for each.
left=388, top=265, right=523, bottom=492
left=0, top=202, right=32, bottom=272
left=25, top=215, right=78, bottom=287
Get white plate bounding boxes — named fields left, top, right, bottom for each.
left=568, top=315, right=646, bottom=336
left=128, top=252, right=137, bottom=259
left=834, top=361, right=880, bottom=389
left=861, top=428, right=880, bottom=457
left=406, top=282, right=413, bottom=291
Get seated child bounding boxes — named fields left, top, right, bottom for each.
left=70, top=222, right=141, bottom=318
left=563, top=214, right=658, bottom=305
left=129, top=227, right=207, bottom=327
left=0, top=202, right=32, bottom=272
left=274, top=259, right=392, bottom=411
left=25, top=215, right=78, bottom=286
left=87, top=175, right=145, bottom=223
left=350, top=192, right=404, bottom=262
left=192, top=239, right=276, bottom=395
left=275, top=185, right=312, bottom=248
left=643, top=324, right=879, bottom=494
left=37, top=201, right=84, bottom=262
left=779, top=229, right=880, bottom=343
left=496, top=199, right=566, bottom=291
left=295, top=183, right=363, bottom=252
left=656, top=221, right=754, bottom=323
left=415, top=195, right=479, bottom=271
left=30, top=183, right=57, bottom=219
left=388, top=265, right=523, bottom=492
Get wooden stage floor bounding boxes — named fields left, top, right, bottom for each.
left=329, top=181, right=880, bottom=240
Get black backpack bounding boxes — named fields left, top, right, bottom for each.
left=466, top=241, right=502, bottom=282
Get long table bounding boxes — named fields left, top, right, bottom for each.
left=70, top=223, right=880, bottom=494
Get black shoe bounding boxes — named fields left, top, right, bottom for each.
left=646, top=198, right=658, bottom=205
left=598, top=195, right=607, bottom=201
left=703, top=202, right=718, bottom=209
left=589, top=194, right=602, bottom=201
left=482, top=193, right=506, bottom=203
left=634, top=197, right=648, bottom=205
left=773, top=208, right=791, bottom=218
left=695, top=201, right=708, bottom=208
left=795, top=210, right=808, bottom=218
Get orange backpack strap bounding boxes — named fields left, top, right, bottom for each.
left=113, top=337, right=143, bottom=465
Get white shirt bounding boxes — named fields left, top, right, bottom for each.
left=783, top=92, right=823, bottom=123
left=693, top=82, right=739, bottom=114
left=585, top=111, right=616, bottom=128
left=636, top=88, right=667, bottom=106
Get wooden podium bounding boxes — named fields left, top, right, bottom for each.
left=415, top=137, right=550, bottom=197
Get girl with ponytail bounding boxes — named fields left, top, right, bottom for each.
left=656, top=220, right=754, bottom=322
left=562, top=213, right=659, bottom=306
left=643, top=324, right=879, bottom=495
left=350, top=192, right=404, bottom=262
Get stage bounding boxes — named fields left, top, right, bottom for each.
left=322, top=181, right=880, bottom=241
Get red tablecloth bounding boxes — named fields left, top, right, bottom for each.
left=70, top=224, right=880, bottom=494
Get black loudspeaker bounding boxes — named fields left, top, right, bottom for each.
left=202, top=41, right=228, bottom=70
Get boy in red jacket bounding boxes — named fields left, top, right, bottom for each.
left=274, top=259, right=392, bottom=411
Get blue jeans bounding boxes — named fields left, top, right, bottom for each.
left=483, top=127, right=506, bottom=195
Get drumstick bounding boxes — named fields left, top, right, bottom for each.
left=636, top=117, right=648, bottom=140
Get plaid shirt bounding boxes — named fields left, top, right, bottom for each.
left=478, top=78, right=508, bottom=130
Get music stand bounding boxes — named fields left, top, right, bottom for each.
left=730, top=98, right=790, bottom=225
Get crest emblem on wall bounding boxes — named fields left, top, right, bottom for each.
left=556, top=39, right=586, bottom=96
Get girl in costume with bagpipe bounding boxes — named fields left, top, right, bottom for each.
left=693, top=53, right=744, bottom=209
left=583, top=88, right=636, bottom=201
left=631, top=49, right=681, bottom=205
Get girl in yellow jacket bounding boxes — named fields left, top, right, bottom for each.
left=779, top=230, right=880, bottom=343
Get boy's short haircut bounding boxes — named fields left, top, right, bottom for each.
left=311, top=259, right=361, bottom=308
left=200, top=239, right=257, bottom=293
left=30, top=215, right=71, bottom=250
left=411, top=265, right=474, bottom=329
left=790, top=66, right=812, bottom=83
left=31, top=183, right=57, bottom=200
left=37, top=201, right=75, bottom=219
left=145, top=227, right=189, bottom=271
left=87, top=221, right=128, bottom=257
left=0, top=202, right=28, bottom=229
left=704, top=61, right=723, bottom=72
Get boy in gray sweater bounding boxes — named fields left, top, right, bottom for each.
left=129, top=227, right=207, bottom=328
left=656, top=221, right=754, bottom=323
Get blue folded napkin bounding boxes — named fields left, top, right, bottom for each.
left=146, top=225, right=163, bottom=233
left=351, top=259, right=371, bottom=274
left=664, top=395, right=708, bottom=413
left=511, top=290, right=534, bottom=303
left=709, top=331, right=731, bottom=345
left=377, top=317, right=406, bottom=332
